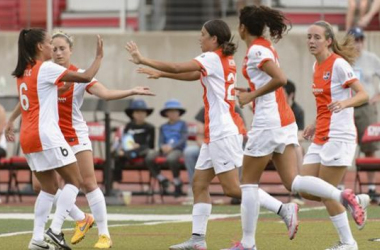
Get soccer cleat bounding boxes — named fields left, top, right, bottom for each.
left=279, top=203, right=299, bottom=240
left=356, top=194, right=370, bottom=230
left=94, top=234, right=113, bottom=249
left=325, top=241, right=358, bottom=250
left=71, top=213, right=95, bottom=244
left=169, top=235, right=207, bottom=250
left=28, top=239, right=57, bottom=250
left=45, top=228, right=71, bottom=250
left=341, top=189, right=364, bottom=227
left=221, top=242, right=256, bottom=250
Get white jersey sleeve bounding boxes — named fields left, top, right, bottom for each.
left=77, top=68, right=98, bottom=94
left=39, top=61, right=68, bottom=85
left=249, top=46, right=275, bottom=70
left=334, top=58, right=358, bottom=88
left=194, top=52, right=219, bottom=76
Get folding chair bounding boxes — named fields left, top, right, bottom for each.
left=355, top=122, right=380, bottom=193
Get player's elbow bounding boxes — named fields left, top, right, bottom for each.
left=277, top=76, right=287, bottom=87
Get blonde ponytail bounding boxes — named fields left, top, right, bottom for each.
left=314, top=21, right=358, bottom=65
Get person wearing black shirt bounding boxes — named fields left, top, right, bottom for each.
left=113, top=99, right=155, bottom=182
left=283, top=80, right=306, bottom=205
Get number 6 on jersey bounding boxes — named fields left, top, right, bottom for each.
left=19, top=82, right=29, bottom=111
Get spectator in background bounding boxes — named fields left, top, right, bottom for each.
left=145, top=99, right=188, bottom=198
left=113, top=99, right=155, bottom=182
left=348, top=27, right=380, bottom=203
left=358, top=0, right=380, bottom=28
left=346, top=0, right=369, bottom=31
left=0, top=104, right=6, bottom=159
left=283, top=80, right=306, bottom=205
left=0, top=104, right=6, bottom=204
left=183, top=106, right=246, bottom=205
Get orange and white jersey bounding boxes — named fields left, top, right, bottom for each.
left=17, top=61, right=68, bottom=154
left=194, top=49, right=246, bottom=143
left=242, top=37, right=295, bottom=129
left=58, top=64, right=97, bottom=146
left=312, top=53, right=358, bottom=144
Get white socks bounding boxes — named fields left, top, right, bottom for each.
left=291, top=175, right=341, bottom=202
left=258, top=188, right=282, bottom=214
left=86, top=188, right=109, bottom=237
left=330, top=212, right=356, bottom=245
left=241, top=184, right=259, bottom=249
left=192, top=203, right=212, bottom=235
left=50, top=184, right=79, bottom=234
left=33, top=191, right=54, bottom=241
left=54, top=189, right=85, bottom=221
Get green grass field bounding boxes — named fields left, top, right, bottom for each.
left=0, top=205, right=379, bottom=250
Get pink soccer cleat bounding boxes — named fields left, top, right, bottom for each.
left=341, top=189, right=365, bottom=227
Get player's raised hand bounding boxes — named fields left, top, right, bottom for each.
left=131, top=86, right=155, bottom=96
left=125, top=41, right=143, bottom=64
left=96, top=35, right=103, bottom=59
left=4, top=121, right=15, bottom=142
left=137, top=67, right=161, bottom=79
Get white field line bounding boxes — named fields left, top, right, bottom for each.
left=0, top=206, right=325, bottom=238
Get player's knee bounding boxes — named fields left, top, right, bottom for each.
left=192, top=180, right=208, bottom=195
left=32, top=182, right=41, bottom=194
left=223, top=186, right=240, bottom=198
left=81, top=177, right=98, bottom=193
left=299, top=192, right=321, bottom=202
left=65, top=175, right=83, bottom=189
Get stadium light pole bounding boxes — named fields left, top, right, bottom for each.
left=120, top=0, right=126, bottom=32
left=47, top=0, right=53, bottom=34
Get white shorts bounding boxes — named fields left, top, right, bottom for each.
left=244, top=122, right=299, bottom=157
left=303, top=141, right=357, bottom=167
left=25, top=145, right=77, bottom=172
left=195, top=134, right=243, bottom=175
left=71, top=138, right=93, bottom=155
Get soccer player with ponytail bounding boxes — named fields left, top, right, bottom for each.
left=6, top=28, right=102, bottom=250
left=300, top=21, right=369, bottom=250
left=228, top=6, right=366, bottom=250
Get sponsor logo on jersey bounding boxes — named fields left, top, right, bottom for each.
left=58, top=97, right=67, bottom=102
left=312, top=83, right=324, bottom=95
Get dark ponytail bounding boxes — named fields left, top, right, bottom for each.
left=203, top=20, right=237, bottom=56
left=12, top=28, right=46, bottom=78
left=239, top=5, right=291, bottom=43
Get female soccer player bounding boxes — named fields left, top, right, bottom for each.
left=300, top=21, right=369, bottom=250
left=228, top=6, right=366, bottom=250
left=9, top=30, right=154, bottom=249
left=126, top=19, right=299, bottom=250
left=6, top=28, right=102, bottom=250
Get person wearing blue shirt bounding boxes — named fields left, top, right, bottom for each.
left=146, top=99, right=188, bottom=197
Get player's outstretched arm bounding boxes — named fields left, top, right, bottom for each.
left=125, top=41, right=200, bottom=74
left=89, top=82, right=154, bottom=101
left=137, top=67, right=200, bottom=81
left=5, top=102, right=21, bottom=142
left=62, top=35, right=103, bottom=83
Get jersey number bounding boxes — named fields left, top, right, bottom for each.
left=227, top=73, right=236, bottom=101
left=19, top=83, right=29, bottom=111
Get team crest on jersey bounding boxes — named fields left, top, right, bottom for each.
left=323, top=71, right=331, bottom=81
left=228, top=59, right=235, bottom=66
